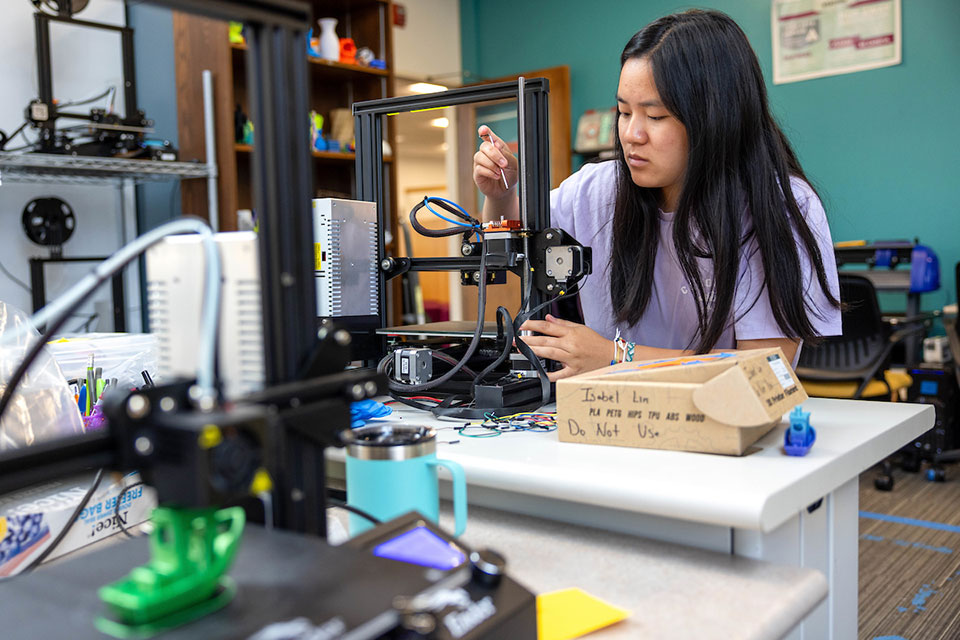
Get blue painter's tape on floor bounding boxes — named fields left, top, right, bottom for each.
left=873, top=636, right=909, bottom=640
left=909, top=585, right=937, bottom=613
left=860, top=511, right=960, bottom=534
left=895, top=539, right=952, bottom=554
left=859, top=533, right=952, bottom=553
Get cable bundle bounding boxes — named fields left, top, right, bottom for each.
left=387, top=196, right=582, bottom=419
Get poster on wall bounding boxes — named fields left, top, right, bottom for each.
left=771, top=0, right=901, bottom=84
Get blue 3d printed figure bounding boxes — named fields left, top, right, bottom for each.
left=784, top=406, right=815, bottom=456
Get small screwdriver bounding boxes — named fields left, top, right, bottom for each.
left=484, top=129, right=510, bottom=190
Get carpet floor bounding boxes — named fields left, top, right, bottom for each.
left=859, top=462, right=960, bottom=640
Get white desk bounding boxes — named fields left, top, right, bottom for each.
left=328, top=505, right=827, bottom=640
left=328, top=397, right=932, bottom=640
left=452, top=505, right=825, bottom=640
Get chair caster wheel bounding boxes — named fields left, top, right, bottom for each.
left=875, top=475, right=894, bottom=491
left=927, top=467, right=946, bottom=482
left=901, top=457, right=922, bottom=473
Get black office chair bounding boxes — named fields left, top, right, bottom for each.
left=797, top=274, right=930, bottom=491
left=796, top=274, right=924, bottom=401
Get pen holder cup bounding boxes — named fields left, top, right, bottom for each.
left=341, top=424, right=467, bottom=537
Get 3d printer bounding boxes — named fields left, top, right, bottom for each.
left=0, top=0, right=177, bottom=160
left=0, top=1, right=536, bottom=637
left=328, top=79, right=593, bottom=418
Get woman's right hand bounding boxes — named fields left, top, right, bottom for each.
left=473, top=125, right=518, bottom=200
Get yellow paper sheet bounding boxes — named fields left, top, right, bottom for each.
left=537, top=587, right=631, bottom=640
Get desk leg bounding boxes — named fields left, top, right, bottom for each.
left=828, top=477, right=858, bottom=640
left=733, top=477, right=858, bottom=640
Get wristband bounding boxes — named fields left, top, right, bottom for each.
left=612, top=330, right=635, bottom=363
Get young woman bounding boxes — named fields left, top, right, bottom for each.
left=473, top=9, right=841, bottom=381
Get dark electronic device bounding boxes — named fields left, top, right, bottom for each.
left=876, top=364, right=960, bottom=489
left=352, top=80, right=593, bottom=417
left=0, top=2, right=536, bottom=638
left=19, top=7, right=178, bottom=160
left=905, top=366, right=960, bottom=458
left=902, top=364, right=960, bottom=481
left=0, top=518, right=528, bottom=640
left=348, top=512, right=537, bottom=638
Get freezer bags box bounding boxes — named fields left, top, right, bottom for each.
left=556, top=348, right=808, bottom=455
left=0, top=471, right=157, bottom=577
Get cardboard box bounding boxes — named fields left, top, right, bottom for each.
left=0, top=471, right=157, bottom=577
left=556, top=348, right=808, bottom=456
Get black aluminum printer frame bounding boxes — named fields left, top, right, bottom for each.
left=150, top=0, right=317, bottom=387
left=0, top=0, right=328, bottom=534
left=34, top=12, right=138, bottom=132
left=136, top=0, right=325, bottom=535
left=351, top=79, right=552, bottom=356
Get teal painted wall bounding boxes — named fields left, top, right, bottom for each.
left=461, top=0, right=960, bottom=312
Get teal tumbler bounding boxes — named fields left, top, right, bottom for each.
left=341, top=424, right=467, bottom=537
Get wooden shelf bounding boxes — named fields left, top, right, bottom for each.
left=230, top=42, right=389, bottom=77
left=308, top=57, right=390, bottom=77
left=185, top=0, right=397, bottom=243
left=236, top=144, right=392, bottom=163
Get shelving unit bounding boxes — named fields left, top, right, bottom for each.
left=233, top=3, right=395, bottom=209
left=172, top=1, right=396, bottom=223
left=0, top=151, right=217, bottom=334
left=231, top=41, right=390, bottom=77
left=0, top=152, right=214, bottom=186
left=234, top=143, right=393, bottom=164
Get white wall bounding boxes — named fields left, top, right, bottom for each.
left=0, top=0, right=140, bottom=332
left=392, top=0, right=462, bottom=83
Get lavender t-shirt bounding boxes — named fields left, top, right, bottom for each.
left=549, top=161, right=841, bottom=358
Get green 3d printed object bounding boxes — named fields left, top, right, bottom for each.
left=95, top=506, right=245, bottom=638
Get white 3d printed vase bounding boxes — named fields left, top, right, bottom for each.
left=318, top=18, right=340, bottom=62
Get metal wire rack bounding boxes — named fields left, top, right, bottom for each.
left=0, top=152, right=214, bottom=186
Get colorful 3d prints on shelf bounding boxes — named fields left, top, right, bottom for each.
left=234, top=105, right=253, bottom=145
left=306, top=19, right=385, bottom=69
left=233, top=19, right=380, bottom=152
left=310, top=111, right=327, bottom=152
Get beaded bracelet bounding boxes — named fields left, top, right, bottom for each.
left=612, top=330, right=636, bottom=363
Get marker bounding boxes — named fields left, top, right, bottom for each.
left=485, top=129, right=510, bottom=190
left=78, top=384, right=87, bottom=416
left=85, top=354, right=95, bottom=416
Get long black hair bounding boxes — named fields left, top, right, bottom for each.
left=609, top=9, right=839, bottom=352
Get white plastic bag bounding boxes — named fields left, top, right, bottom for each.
left=46, top=332, right=158, bottom=391
left=0, top=302, right=84, bottom=451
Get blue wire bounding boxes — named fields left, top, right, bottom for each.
left=423, top=200, right=475, bottom=228
left=428, top=197, right=474, bottom=220
left=423, top=197, right=482, bottom=241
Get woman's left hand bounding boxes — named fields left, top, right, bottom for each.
left=517, top=314, right=614, bottom=381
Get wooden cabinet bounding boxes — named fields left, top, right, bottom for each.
left=173, top=1, right=397, bottom=232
